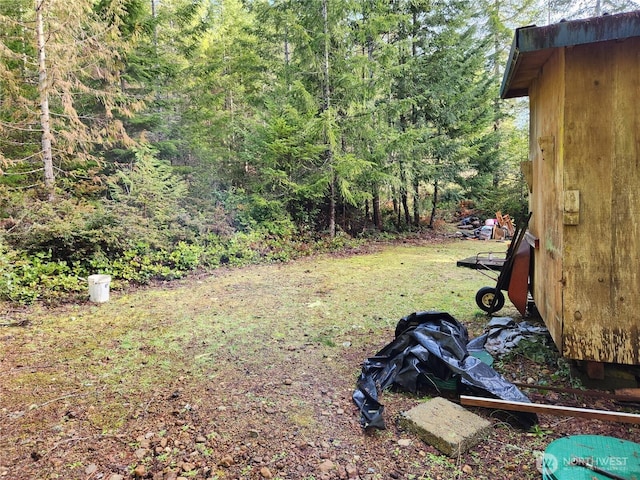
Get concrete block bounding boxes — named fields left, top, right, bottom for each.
left=399, top=397, right=491, bottom=457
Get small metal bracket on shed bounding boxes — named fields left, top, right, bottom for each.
left=563, top=190, right=580, bottom=225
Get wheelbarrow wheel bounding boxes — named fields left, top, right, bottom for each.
left=475, top=286, right=505, bottom=313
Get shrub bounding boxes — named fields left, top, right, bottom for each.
left=2, top=196, right=130, bottom=263
left=0, top=247, right=84, bottom=304
left=168, top=242, right=203, bottom=271
left=0, top=186, right=367, bottom=304
left=231, top=193, right=295, bottom=236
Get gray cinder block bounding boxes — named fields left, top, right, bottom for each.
left=400, top=397, right=491, bottom=457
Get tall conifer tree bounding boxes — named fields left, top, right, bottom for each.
left=0, top=0, right=142, bottom=199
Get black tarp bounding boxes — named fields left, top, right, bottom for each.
left=352, top=311, right=538, bottom=430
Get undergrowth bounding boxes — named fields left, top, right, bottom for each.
left=496, top=336, right=583, bottom=389
left=0, top=231, right=367, bottom=305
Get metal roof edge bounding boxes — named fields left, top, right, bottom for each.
left=500, top=10, right=640, bottom=99
left=518, top=10, right=640, bottom=52
left=499, top=26, right=531, bottom=99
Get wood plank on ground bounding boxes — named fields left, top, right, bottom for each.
left=460, top=395, right=640, bottom=424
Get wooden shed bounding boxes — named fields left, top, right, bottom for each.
left=500, top=11, right=640, bottom=367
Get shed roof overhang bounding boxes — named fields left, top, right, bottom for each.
left=500, top=10, right=640, bottom=99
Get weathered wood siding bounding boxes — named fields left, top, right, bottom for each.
left=528, top=39, right=640, bottom=364
left=528, top=49, right=565, bottom=351
left=561, top=39, right=640, bottom=364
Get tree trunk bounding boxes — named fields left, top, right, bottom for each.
left=322, top=0, right=330, bottom=112
left=429, top=179, right=439, bottom=229
left=36, top=0, right=55, bottom=201
left=398, top=110, right=410, bottom=227
left=151, top=0, right=158, bottom=49
left=328, top=171, right=336, bottom=236
left=322, top=0, right=335, bottom=237
left=284, top=29, right=290, bottom=67
left=401, top=189, right=409, bottom=226
left=492, top=0, right=501, bottom=189
left=412, top=177, right=420, bottom=226
left=372, top=186, right=382, bottom=230
left=399, top=158, right=410, bottom=226
left=391, top=185, right=399, bottom=227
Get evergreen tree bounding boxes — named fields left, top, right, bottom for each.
left=171, top=0, right=266, bottom=190
left=472, top=0, right=539, bottom=203
left=0, top=0, right=143, bottom=200
left=246, top=0, right=377, bottom=235
left=419, top=7, right=494, bottom=227
left=377, top=0, right=495, bottom=228
left=345, top=0, right=398, bottom=229
left=544, top=0, right=639, bottom=23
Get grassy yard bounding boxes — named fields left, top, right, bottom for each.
left=2, top=237, right=589, bottom=480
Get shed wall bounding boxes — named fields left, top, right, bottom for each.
left=561, top=39, right=640, bottom=364
left=528, top=49, right=565, bottom=351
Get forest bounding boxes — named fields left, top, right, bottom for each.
left=0, top=0, right=638, bottom=304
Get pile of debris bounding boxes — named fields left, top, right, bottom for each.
left=353, top=311, right=640, bottom=463
left=458, top=211, right=515, bottom=240
left=352, top=311, right=538, bottom=430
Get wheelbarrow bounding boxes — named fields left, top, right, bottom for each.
left=457, top=213, right=534, bottom=315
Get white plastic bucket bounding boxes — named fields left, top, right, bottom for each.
left=88, top=274, right=111, bottom=303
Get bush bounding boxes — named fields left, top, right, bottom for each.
left=0, top=186, right=369, bottom=305
left=168, top=242, right=202, bottom=271
left=2, top=196, right=131, bottom=264
left=230, top=193, right=295, bottom=236
left=110, top=243, right=200, bottom=284
left=0, top=226, right=371, bottom=305
left=0, top=247, right=84, bottom=304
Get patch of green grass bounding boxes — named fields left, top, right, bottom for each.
left=1, top=238, right=509, bottom=470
